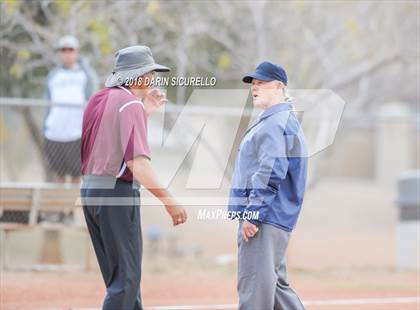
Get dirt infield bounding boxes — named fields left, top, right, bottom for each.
left=1, top=181, right=419, bottom=309
left=1, top=267, right=419, bottom=310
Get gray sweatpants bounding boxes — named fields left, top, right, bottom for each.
left=237, top=222, right=305, bottom=310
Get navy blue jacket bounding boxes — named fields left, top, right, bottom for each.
left=228, top=102, right=308, bottom=232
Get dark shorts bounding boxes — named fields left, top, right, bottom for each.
left=44, top=138, right=81, bottom=177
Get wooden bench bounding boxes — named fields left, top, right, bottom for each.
left=0, top=183, right=91, bottom=270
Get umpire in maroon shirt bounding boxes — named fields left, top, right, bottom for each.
left=80, top=46, right=187, bottom=310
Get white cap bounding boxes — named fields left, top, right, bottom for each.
left=56, top=35, right=79, bottom=49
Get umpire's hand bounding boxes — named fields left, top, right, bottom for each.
left=242, top=220, right=259, bottom=242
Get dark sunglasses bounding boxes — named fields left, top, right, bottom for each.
left=59, top=47, right=75, bottom=52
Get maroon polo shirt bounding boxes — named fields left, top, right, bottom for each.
left=81, top=86, right=151, bottom=182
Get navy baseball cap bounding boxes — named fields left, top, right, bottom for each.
left=242, top=61, right=288, bottom=85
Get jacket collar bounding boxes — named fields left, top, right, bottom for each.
left=260, top=102, right=293, bottom=120
left=246, top=102, right=293, bottom=134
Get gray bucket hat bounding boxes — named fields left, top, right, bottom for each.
left=105, top=45, right=170, bottom=87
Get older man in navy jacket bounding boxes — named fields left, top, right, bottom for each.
left=228, top=61, right=308, bottom=310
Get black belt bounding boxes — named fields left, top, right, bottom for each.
left=81, top=175, right=140, bottom=190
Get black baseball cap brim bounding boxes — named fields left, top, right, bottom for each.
left=242, top=71, right=275, bottom=83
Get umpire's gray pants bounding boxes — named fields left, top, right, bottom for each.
left=237, top=222, right=305, bottom=310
